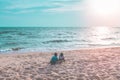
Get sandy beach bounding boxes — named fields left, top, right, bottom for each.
left=0, top=47, right=120, bottom=80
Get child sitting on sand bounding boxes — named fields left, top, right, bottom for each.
left=50, top=53, right=58, bottom=65
left=59, top=53, right=65, bottom=63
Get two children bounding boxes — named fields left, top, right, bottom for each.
left=50, top=53, right=65, bottom=65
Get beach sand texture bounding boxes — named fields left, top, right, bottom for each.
left=0, top=47, right=120, bottom=80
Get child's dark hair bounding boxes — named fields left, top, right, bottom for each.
left=60, top=53, right=63, bottom=56
left=54, top=53, right=57, bottom=56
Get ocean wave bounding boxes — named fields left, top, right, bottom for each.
left=27, top=35, right=39, bottom=38
left=11, top=47, right=23, bottom=51
left=88, top=44, right=105, bottom=46
left=43, top=40, right=71, bottom=44
left=17, top=32, right=27, bottom=36
left=80, top=39, right=89, bottom=42
left=115, top=31, right=120, bottom=34
left=5, top=42, right=17, bottom=45
left=102, top=37, right=116, bottom=40
left=0, top=49, right=12, bottom=52
left=111, top=43, right=120, bottom=46
left=0, top=35, right=12, bottom=39
left=0, top=31, right=16, bottom=34
left=0, top=47, right=24, bottom=53
left=3, top=42, right=28, bottom=46
left=66, top=32, right=76, bottom=35
left=17, top=32, right=32, bottom=36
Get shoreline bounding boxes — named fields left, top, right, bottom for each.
left=0, top=46, right=120, bottom=54
left=0, top=47, right=120, bottom=80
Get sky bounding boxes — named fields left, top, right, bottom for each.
left=0, top=0, right=120, bottom=27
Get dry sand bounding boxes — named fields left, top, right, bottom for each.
left=0, top=47, right=120, bottom=80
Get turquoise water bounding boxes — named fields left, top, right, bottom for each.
left=0, top=27, right=120, bottom=53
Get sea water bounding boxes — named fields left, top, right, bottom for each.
left=0, top=27, right=120, bottom=53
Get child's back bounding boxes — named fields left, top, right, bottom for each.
left=50, top=53, right=58, bottom=65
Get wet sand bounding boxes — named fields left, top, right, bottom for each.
left=0, top=47, right=120, bottom=80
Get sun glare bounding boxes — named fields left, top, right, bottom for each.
left=88, top=0, right=120, bottom=16
left=90, top=26, right=112, bottom=45
left=95, top=27, right=110, bottom=35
